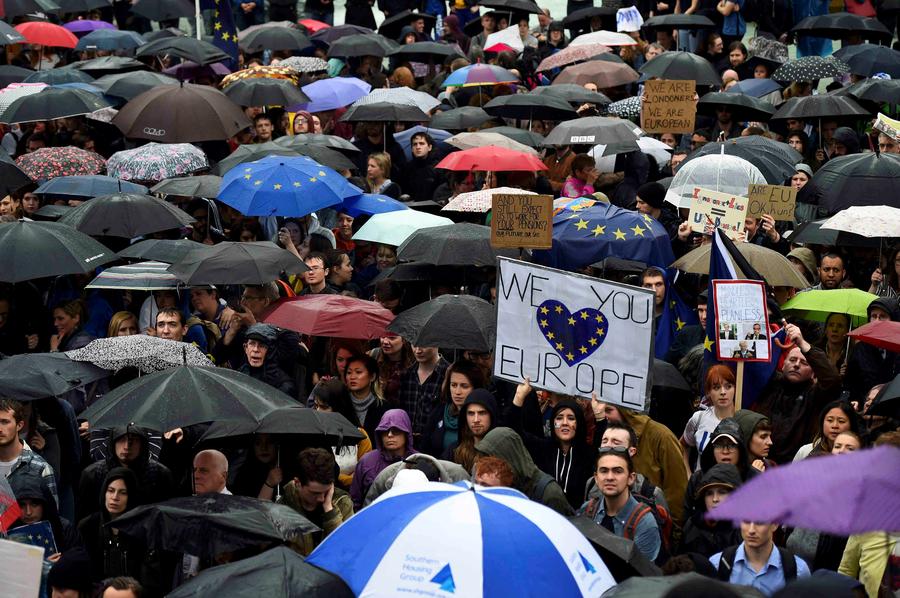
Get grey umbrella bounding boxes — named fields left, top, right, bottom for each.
left=167, top=241, right=308, bottom=285
left=222, top=78, right=311, bottom=107
left=118, top=238, right=205, bottom=263
left=58, top=192, right=195, bottom=238
left=429, top=107, right=493, bottom=131
left=151, top=175, right=222, bottom=198
left=638, top=51, right=720, bottom=86
left=543, top=116, right=640, bottom=149
left=92, top=71, right=180, bottom=101
left=276, top=133, right=359, bottom=154
left=532, top=84, right=612, bottom=107
left=0, top=353, right=108, bottom=400
left=771, top=94, right=870, bottom=120
left=681, top=136, right=802, bottom=184
left=136, top=35, right=228, bottom=66
left=484, top=94, right=577, bottom=122
left=0, top=220, right=115, bottom=283
left=214, top=140, right=355, bottom=175
left=387, top=294, right=496, bottom=351
left=397, top=222, right=515, bottom=266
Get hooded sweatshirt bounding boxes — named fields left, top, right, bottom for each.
left=431, top=389, right=499, bottom=463
left=476, top=427, right=574, bottom=516
left=684, top=418, right=753, bottom=522
left=9, top=469, right=83, bottom=553
left=831, top=127, right=860, bottom=156
left=350, top=409, right=418, bottom=509
left=679, top=463, right=742, bottom=557
left=734, top=409, right=776, bottom=469
left=846, top=297, right=899, bottom=403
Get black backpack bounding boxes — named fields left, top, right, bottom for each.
left=716, top=544, right=798, bottom=582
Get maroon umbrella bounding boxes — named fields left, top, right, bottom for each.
left=847, top=319, right=900, bottom=353
left=262, top=295, right=394, bottom=340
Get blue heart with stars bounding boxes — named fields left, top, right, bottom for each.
left=536, top=299, right=610, bottom=365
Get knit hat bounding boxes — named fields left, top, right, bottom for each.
left=794, top=163, right=813, bottom=178
left=47, top=547, right=93, bottom=593
left=786, top=247, right=818, bottom=285
left=637, top=181, right=666, bottom=209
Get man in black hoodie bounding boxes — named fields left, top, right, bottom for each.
left=10, top=469, right=84, bottom=556
left=239, top=323, right=296, bottom=397
left=401, top=132, right=445, bottom=202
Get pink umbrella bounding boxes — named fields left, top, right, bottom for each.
left=537, top=43, right=611, bottom=72
left=262, top=295, right=394, bottom=340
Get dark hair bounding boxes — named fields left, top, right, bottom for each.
left=727, top=41, right=748, bottom=57
left=325, top=248, right=350, bottom=271
left=230, top=219, right=263, bottom=242
left=312, top=379, right=361, bottom=427
left=325, top=338, right=368, bottom=377
left=344, top=354, right=379, bottom=380
left=693, top=128, right=712, bottom=141
left=570, top=153, right=595, bottom=176
left=640, top=267, right=665, bottom=284
left=410, top=132, right=435, bottom=147
left=253, top=113, right=272, bottom=125
left=156, top=307, right=184, bottom=327
left=0, top=397, right=23, bottom=423
left=305, top=251, right=327, bottom=268
left=603, top=421, right=638, bottom=449
left=814, top=400, right=860, bottom=453
left=441, top=360, right=486, bottom=405
left=882, top=246, right=900, bottom=293
left=296, top=447, right=335, bottom=485
left=309, top=233, right=332, bottom=254
left=596, top=447, right=634, bottom=473
left=101, top=577, right=143, bottom=597
left=374, top=279, right=403, bottom=303
left=819, top=252, right=845, bottom=268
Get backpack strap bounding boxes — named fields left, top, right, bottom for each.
left=638, top=476, right=655, bottom=500
left=533, top=472, right=554, bottom=501
left=622, top=503, right=653, bottom=541
left=717, top=545, right=740, bottom=582
left=584, top=497, right=599, bottom=519
left=777, top=547, right=798, bottom=581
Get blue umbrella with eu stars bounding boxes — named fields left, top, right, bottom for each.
left=533, top=201, right=675, bottom=270
left=218, top=155, right=363, bottom=217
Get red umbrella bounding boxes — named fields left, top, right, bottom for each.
left=436, top=145, right=548, bottom=172
left=15, top=22, right=79, bottom=48
left=848, top=320, right=900, bottom=353
left=261, top=295, right=394, bottom=340
left=298, top=18, right=331, bottom=33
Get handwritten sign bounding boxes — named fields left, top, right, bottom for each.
left=494, top=257, right=654, bottom=410
left=0, top=538, right=43, bottom=598
left=746, top=184, right=797, bottom=221
left=688, top=187, right=747, bottom=240
left=491, top=194, right=554, bottom=249
left=642, top=79, right=696, bottom=134
left=712, top=279, right=770, bottom=362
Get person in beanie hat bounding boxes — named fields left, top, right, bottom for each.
left=636, top=181, right=681, bottom=239
left=239, top=323, right=296, bottom=397
left=48, top=547, right=94, bottom=598
left=679, top=463, right=743, bottom=557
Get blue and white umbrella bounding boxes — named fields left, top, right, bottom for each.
left=307, top=482, right=616, bottom=597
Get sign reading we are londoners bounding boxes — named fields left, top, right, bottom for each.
left=490, top=193, right=553, bottom=249
left=494, top=258, right=654, bottom=411
left=642, top=79, right=696, bottom=134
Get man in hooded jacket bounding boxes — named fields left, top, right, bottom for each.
left=680, top=463, right=743, bottom=557
left=10, top=469, right=84, bottom=555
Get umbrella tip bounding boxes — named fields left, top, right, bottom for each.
left=182, top=345, right=187, bottom=365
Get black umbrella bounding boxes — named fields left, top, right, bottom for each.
left=643, top=14, right=716, bottom=28
left=389, top=41, right=463, bottom=63
left=430, top=106, right=492, bottom=130
left=486, top=125, right=545, bottom=147
left=696, top=91, right=775, bottom=122
left=118, top=238, right=205, bottom=263
left=239, top=26, right=310, bottom=52
left=603, top=572, right=766, bottom=598
left=2, top=0, right=59, bottom=18
left=840, top=78, right=900, bottom=104
left=23, top=67, right=94, bottom=85
left=213, top=141, right=355, bottom=175
left=638, top=51, right=720, bottom=86
left=58, top=192, right=194, bottom=238
left=788, top=218, right=879, bottom=247
left=199, top=406, right=365, bottom=446
left=562, top=5, right=617, bottom=31
left=0, top=352, right=108, bottom=400
left=112, top=83, right=251, bottom=143
left=868, top=372, right=900, bottom=418
left=92, top=71, right=179, bottom=100
left=0, top=65, right=33, bottom=87
left=834, top=43, right=900, bottom=78
left=481, top=0, right=543, bottom=15
left=151, top=175, right=222, bottom=198
left=327, top=33, right=398, bottom=57
left=108, top=494, right=319, bottom=562
left=651, top=358, right=691, bottom=392
left=167, top=241, right=308, bottom=285
left=0, top=220, right=115, bottom=283
left=771, top=95, right=871, bottom=120
left=378, top=10, right=436, bottom=39
left=568, top=516, right=662, bottom=581
left=0, top=150, right=33, bottom=197
left=532, top=84, right=612, bottom=107
left=543, top=116, right=640, bottom=149
left=812, top=152, right=900, bottom=214
left=309, top=24, right=373, bottom=45
left=681, top=135, right=802, bottom=184
left=276, top=133, right=360, bottom=154
left=131, top=0, right=194, bottom=21
left=340, top=102, right=430, bottom=122
left=223, top=78, right=310, bottom=107
left=771, top=56, right=849, bottom=82
left=82, top=365, right=299, bottom=431
left=32, top=204, right=72, bottom=220
left=167, top=546, right=354, bottom=598
left=136, top=36, right=229, bottom=66
left=0, top=20, right=26, bottom=45
left=142, top=27, right=185, bottom=42
left=483, top=94, right=577, bottom=122
left=792, top=11, right=892, bottom=42
left=68, top=56, right=149, bottom=75
left=397, top=222, right=514, bottom=266
left=387, top=294, right=496, bottom=351
left=0, top=86, right=110, bottom=125
left=57, top=0, right=110, bottom=11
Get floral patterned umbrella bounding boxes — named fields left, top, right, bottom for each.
left=16, top=146, right=106, bottom=180
left=219, top=64, right=300, bottom=87
left=107, top=142, right=208, bottom=183
left=66, top=335, right=213, bottom=373
left=441, top=186, right=536, bottom=213
left=607, top=96, right=641, bottom=122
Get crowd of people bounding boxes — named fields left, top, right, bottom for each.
left=0, top=0, right=898, bottom=595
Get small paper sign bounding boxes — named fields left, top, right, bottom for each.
left=642, top=79, right=696, bottom=134
left=491, top=194, right=554, bottom=249
left=712, top=279, right=771, bottom=362
left=688, top=187, right=748, bottom=240
left=746, top=184, right=797, bottom=221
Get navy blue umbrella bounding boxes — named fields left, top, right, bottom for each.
left=75, top=29, right=145, bottom=51
left=34, top=175, right=147, bottom=201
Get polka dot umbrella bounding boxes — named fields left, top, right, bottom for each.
left=771, top=56, right=850, bottom=82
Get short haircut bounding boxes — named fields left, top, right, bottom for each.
left=101, top=577, right=143, bottom=597
left=603, top=421, right=638, bottom=449
left=244, top=282, right=280, bottom=301
left=374, top=279, right=403, bottom=303
left=596, top=449, right=634, bottom=473
left=570, top=153, right=595, bottom=175
left=54, top=299, right=87, bottom=324
left=875, top=430, right=900, bottom=448
left=693, top=128, right=712, bottom=140
left=474, top=456, right=515, bottom=486
left=410, top=132, right=435, bottom=147
left=640, top=267, right=665, bottom=284
left=253, top=113, right=272, bottom=125
left=820, top=252, right=844, bottom=267
left=0, top=397, right=23, bottom=423
left=305, top=251, right=327, bottom=268
left=156, top=307, right=184, bottom=327
left=296, top=447, right=336, bottom=485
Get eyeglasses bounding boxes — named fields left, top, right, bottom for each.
left=879, top=143, right=897, bottom=150
left=305, top=265, right=324, bottom=271
left=713, top=440, right=737, bottom=451
left=382, top=428, right=404, bottom=436
left=598, top=445, right=629, bottom=455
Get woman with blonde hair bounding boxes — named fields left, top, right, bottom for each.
left=366, top=152, right=401, bottom=199
left=107, top=312, right=139, bottom=337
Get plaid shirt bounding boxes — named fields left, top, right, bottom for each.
left=399, top=358, right=449, bottom=438
left=7, top=441, right=58, bottom=508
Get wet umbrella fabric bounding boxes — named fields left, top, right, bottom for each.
left=867, top=372, right=900, bottom=417
left=262, top=295, right=394, bottom=340
left=213, top=141, right=356, bottom=174
left=568, top=516, right=662, bottom=581
left=397, top=222, right=514, bottom=266
left=681, top=136, right=802, bottom=184
left=429, top=106, right=492, bottom=130
left=771, top=56, right=850, bottom=81
left=199, top=406, right=365, bottom=446
left=339, top=102, right=430, bottom=122
left=91, top=71, right=179, bottom=100
left=638, top=51, right=720, bottom=85
left=117, top=238, right=204, bottom=263
left=136, top=35, right=228, bottom=65
left=387, top=295, right=496, bottom=351
left=483, top=94, right=577, bottom=122
left=672, top=242, right=811, bottom=288
left=239, top=26, right=310, bottom=52
left=75, top=28, right=144, bottom=51
left=15, top=146, right=105, bottom=180
left=771, top=94, right=870, bottom=120
left=222, top=78, right=310, bottom=107
left=543, top=116, right=641, bottom=149
left=813, top=153, right=900, bottom=214
left=327, top=33, right=398, bottom=57
left=58, top=193, right=194, bottom=238
left=167, top=241, right=308, bottom=285
left=0, top=353, right=107, bottom=400
left=85, top=261, right=182, bottom=291
left=34, top=175, right=146, bottom=201
left=0, top=150, right=33, bottom=196
left=66, top=336, right=212, bottom=372
left=834, top=43, right=900, bottom=77
left=848, top=320, right=900, bottom=354
left=151, top=175, right=221, bottom=198
left=106, top=142, right=209, bottom=182
left=0, top=220, right=114, bottom=282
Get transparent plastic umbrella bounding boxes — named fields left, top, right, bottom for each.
left=664, top=154, right=766, bottom=209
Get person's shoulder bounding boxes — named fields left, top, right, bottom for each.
left=794, top=554, right=811, bottom=576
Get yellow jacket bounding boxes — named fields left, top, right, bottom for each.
left=838, top=531, right=899, bottom=598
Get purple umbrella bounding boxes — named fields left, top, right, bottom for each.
left=289, top=77, right=371, bottom=112
left=709, top=445, right=900, bottom=536
left=64, top=20, right=118, bottom=36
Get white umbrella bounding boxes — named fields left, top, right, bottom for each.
left=442, top=186, right=536, bottom=212
left=570, top=30, right=639, bottom=47
left=351, top=87, right=441, bottom=112
left=0, top=82, right=46, bottom=113
left=86, top=261, right=183, bottom=291
left=352, top=210, right=453, bottom=246
left=637, top=136, right=674, bottom=165
left=446, top=131, right=538, bottom=155
left=66, top=335, right=213, bottom=373
left=665, top=154, right=766, bottom=209
left=821, top=205, right=900, bottom=238
left=485, top=24, right=525, bottom=53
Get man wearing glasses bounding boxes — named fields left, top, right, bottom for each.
left=299, top=252, right=337, bottom=296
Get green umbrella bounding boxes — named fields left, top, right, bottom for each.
left=781, top=288, right=878, bottom=327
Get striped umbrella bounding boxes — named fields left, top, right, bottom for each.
left=441, top=64, right=519, bottom=88
left=442, top=187, right=536, bottom=213
left=0, top=82, right=46, bottom=113
left=351, top=87, right=441, bottom=112
left=537, top=43, right=611, bottom=72
left=87, top=261, right=182, bottom=291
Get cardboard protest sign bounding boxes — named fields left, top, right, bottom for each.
left=642, top=79, right=696, bottom=134
left=491, top=194, right=554, bottom=249
left=746, top=184, right=797, bottom=221
left=688, top=187, right=747, bottom=240
left=0, top=538, right=43, bottom=598
left=494, top=257, right=654, bottom=410
left=712, top=279, right=770, bottom=362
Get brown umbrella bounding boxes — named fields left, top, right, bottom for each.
left=671, top=242, right=810, bottom=288
left=553, top=60, right=639, bottom=88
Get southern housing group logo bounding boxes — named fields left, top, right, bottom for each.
left=399, top=554, right=456, bottom=594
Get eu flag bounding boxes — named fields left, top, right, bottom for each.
left=703, top=229, right=786, bottom=409
left=655, top=267, right=699, bottom=359
left=7, top=521, right=57, bottom=558
left=200, top=0, right=238, bottom=69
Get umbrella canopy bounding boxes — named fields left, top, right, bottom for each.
left=239, top=26, right=310, bottom=52
left=0, top=83, right=46, bottom=116
left=543, top=116, right=641, bottom=149
left=480, top=0, right=543, bottom=13
left=15, top=21, right=78, bottom=48
left=262, top=295, right=394, bottom=340
left=436, top=145, right=546, bottom=172
left=534, top=202, right=675, bottom=270
left=217, top=155, right=361, bottom=217
left=293, top=77, right=370, bottom=112
left=788, top=218, right=879, bottom=248
left=327, top=32, right=398, bottom=57
left=67, top=335, right=213, bottom=372
left=532, top=84, right=611, bottom=107
left=352, top=210, right=453, bottom=246
left=397, top=222, right=513, bottom=266
left=665, top=154, right=766, bottom=209
left=222, top=78, right=310, bottom=107
left=709, top=445, right=900, bottom=535
left=387, top=295, right=496, bottom=351
left=446, top=131, right=537, bottom=155
left=643, top=14, right=716, bottom=28
left=334, top=192, right=407, bottom=217
left=792, top=11, right=892, bottom=41
left=200, top=405, right=365, bottom=446
left=839, top=78, right=900, bottom=104
left=339, top=101, right=430, bottom=123
left=168, top=546, right=354, bottom=598
left=0, top=352, right=108, bottom=400
left=772, top=56, right=850, bottom=82
left=167, top=241, right=308, bottom=285
left=771, top=94, right=870, bottom=120
left=109, top=494, right=319, bottom=561
left=58, top=192, right=193, bottom=238
left=429, top=106, right=492, bottom=130
left=81, top=365, right=298, bottom=431
left=441, top=63, right=518, bottom=88
left=377, top=9, right=435, bottom=38
left=23, top=68, right=91, bottom=85
left=214, top=141, right=354, bottom=174
left=848, top=320, right=900, bottom=354
left=278, top=133, right=360, bottom=154
left=150, top=174, right=221, bottom=198
left=136, top=36, right=229, bottom=66
left=388, top=41, right=462, bottom=63
left=696, top=91, right=775, bottom=122
left=639, top=51, right=720, bottom=86
left=812, top=152, right=900, bottom=214
left=726, top=78, right=784, bottom=98
left=681, top=136, right=802, bottom=185
left=568, top=516, right=662, bottom=581
left=780, top=288, right=878, bottom=327
left=562, top=5, right=617, bottom=31
left=820, top=205, right=900, bottom=238
left=0, top=65, right=34, bottom=87
left=351, top=86, right=441, bottom=112
left=85, top=260, right=181, bottom=291
left=0, top=20, right=28, bottom=45
left=868, top=372, right=900, bottom=417
left=15, top=146, right=105, bottom=180
left=112, top=83, right=250, bottom=143
left=91, top=71, right=179, bottom=101
left=3, top=0, right=60, bottom=17
left=106, top=142, right=209, bottom=182
left=118, top=238, right=204, bottom=263
left=672, top=242, right=811, bottom=288
left=75, top=28, right=145, bottom=51
left=0, top=85, right=109, bottom=125
left=483, top=94, right=577, bottom=122
left=34, top=175, right=146, bottom=201
left=64, top=19, right=115, bottom=34
left=69, top=55, right=148, bottom=75
left=603, top=572, right=765, bottom=598
left=834, top=43, right=900, bottom=78
left=536, top=43, right=611, bottom=72
left=441, top=186, right=535, bottom=213
left=131, top=0, right=194, bottom=21
left=309, top=23, right=372, bottom=44
left=571, top=30, right=639, bottom=46
left=307, top=482, right=615, bottom=596
left=553, top=60, right=639, bottom=88
left=0, top=220, right=114, bottom=282
left=0, top=150, right=33, bottom=196
left=484, top=125, right=545, bottom=147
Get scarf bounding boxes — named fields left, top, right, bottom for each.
left=352, top=391, right=377, bottom=425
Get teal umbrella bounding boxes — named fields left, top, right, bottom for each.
left=352, top=210, right=453, bottom=247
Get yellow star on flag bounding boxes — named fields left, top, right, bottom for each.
left=588, top=337, right=598, bottom=346
left=595, top=314, right=604, bottom=323
left=675, top=317, right=686, bottom=330
left=273, top=183, right=282, bottom=190
left=579, top=346, right=588, bottom=354
left=214, top=21, right=222, bottom=30
left=540, top=306, right=549, bottom=314
left=596, top=328, right=605, bottom=337
left=630, top=224, right=646, bottom=237
left=319, top=171, right=326, bottom=176
left=574, top=218, right=589, bottom=231
left=540, top=319, right=549, bottom=327
left=554, top=305, right=563, bottom=314
left=293, top=182, right=301, bottom=187
left=613, top=228, right=627, bottom=240
left=591, top=224, right=605, bottom=236
left=570, top=203, right=586, bottom=212
left=243, top=174, right=251, bottom=180
left=253, top=180, right=262, bottom=186
left=642, top=213, right=653, bottom=224
left=703, top=336, right=714, bottom=352
left=555, top=342, right=564, bottom=351
left=547, top=332, right=555, bottom=340
left=221, top=32, right=231, bottom=42
left=567, top=317, right=576, bottom=326
left=565, top=352, right=575, bottom=361
left=580, top=311, right=589, bottom=320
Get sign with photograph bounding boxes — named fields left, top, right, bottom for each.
left=712, top=279, right=771, bottom=362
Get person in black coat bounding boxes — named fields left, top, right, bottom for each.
left=10, top=469, right=84, bottom=555
left=679, top=464, right=742, bottom=557
left=401, top=131, right=446, bottom=202
left=238, top=323, right=297, bottom=398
